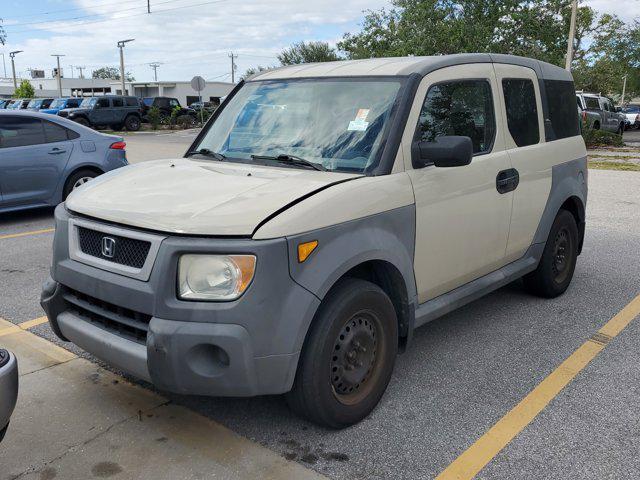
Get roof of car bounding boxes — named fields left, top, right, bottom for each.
left=250, top=53, right=572, bottom=82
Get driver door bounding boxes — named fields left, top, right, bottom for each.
left=405, top=64, right=514, bottom=302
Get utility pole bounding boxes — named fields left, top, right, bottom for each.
left=228, top=52, right=238, bottom=83
left=9, top=50, right=22, bottom=91
left=1, top=53, right=6, bottom=78
left=149, top=62, right=162, bottom=82
left=77, top=66, right=85, bottom=79
left=147, top=0, right=151, bottom=13
left=117, top=39, right=134, bottom=95
left=621, top=74, right=628, bottom=107
left=51, top=54, right=65, bottom=97
left=565, top=0, right=578, bottom=71
left=69, top=65, right=75, bottom=78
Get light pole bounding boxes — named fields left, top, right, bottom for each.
left=621, top=74, right=628, bottom=107
left=9, top=50, right=22, bottom=91
left=117, top=39, right=134, bottom=95
left=51, top=54, right=65, bottom=97
left=565, top=0, right=578, bottom=71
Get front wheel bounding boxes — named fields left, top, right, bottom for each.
left=63, top=169, right=99, bottom=200
left=523, top=209, right=579, bottom=298
left=286, top=278, right=398, bottom=428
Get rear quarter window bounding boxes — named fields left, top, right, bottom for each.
left=544, top=80, right=580, bottom=140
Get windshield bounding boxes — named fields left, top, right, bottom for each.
left=192, top=78, right=404, bottom=173
left=50, top=99, right=67, bottom=109
left=80, top=98, right=97, bottom=108
left=27, top=99, right=41, bottom=108
left=623, top=105, right=640, bottom=113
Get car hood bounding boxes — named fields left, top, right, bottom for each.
left=66, top=158, right=362, bottom=236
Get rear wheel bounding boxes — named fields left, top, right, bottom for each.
left=523, top=209, right=578, bottom=298
left=124, top=115, right=141, bottom=131
left=616, top=123, right=624, bottom=135
left=286, top=278, right=398, bottom=428
left=63, top=169, right=100, bottom=200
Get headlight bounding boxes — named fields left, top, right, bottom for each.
left=178, top=254, right=256, bottom=301
left=68, top=113, right=75, bottom=117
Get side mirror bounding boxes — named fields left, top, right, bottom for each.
left=414, top=136, right=473, bottom=168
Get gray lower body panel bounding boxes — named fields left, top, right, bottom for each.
left=0, top=352, right=18, bottom=434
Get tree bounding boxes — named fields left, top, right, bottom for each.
left=14, top=79, right=35, bottom=98
left=0, top=19, right=6, bottom=45
left=278, top=41, right=340, bottom=65
left=92, top=66, right=135, bottom=81
left=241, top=65, right=270, bottom=80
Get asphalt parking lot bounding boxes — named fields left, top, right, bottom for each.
left=1, top=130, right=640, bottom=479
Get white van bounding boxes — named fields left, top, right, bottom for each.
left=42, top=54, right=587, bottom=428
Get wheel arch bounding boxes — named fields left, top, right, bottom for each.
left=62, top=164, right=105, bottom=199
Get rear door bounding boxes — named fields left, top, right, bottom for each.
left=92, top=97, right=112, bottom=125
left=0, top=116, right=73, bottom=207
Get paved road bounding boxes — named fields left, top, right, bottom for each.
left=1, top=130, right=639, bottom=479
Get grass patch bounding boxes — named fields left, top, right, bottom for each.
left=588, top=160, right=640, bottom=171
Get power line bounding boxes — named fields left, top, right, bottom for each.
left=5, top=0, right=150, bottom=20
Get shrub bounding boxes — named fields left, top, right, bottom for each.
left=177, top=114, right=195, bottom=129
left=147, top=106, right=161, bottom=130
left=582, top=128, right=625, bottom=148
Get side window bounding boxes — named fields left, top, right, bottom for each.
left=602, top=100, right=610, bottom=112
left=126, top=97, right=138, bottom=107
left=584, top=97, right=600, bottom=110
left=112, top=97, right=124, bottom=107
left=0, top=117, right=46, bottom=148
left=418, top=80, right=496, bottom=154
left=543, top=80, right=580, bottom=140
left=69, top=99, right=81, bottom=108
left=96, top=98, right=110, bottom=108
left=43, top=121, right=69, bottom=143
left=169, top=99, right=179, bottom=107
left=157, top=98, right=169, bottom=108
left=502, top=78, right=540, bottom=147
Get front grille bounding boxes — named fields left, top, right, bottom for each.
left=78, top=226, right=150, bottom=269
left=62, top=288, right=151, bottom=344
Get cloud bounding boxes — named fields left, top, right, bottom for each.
left=3, top=0, right=388, bottom=81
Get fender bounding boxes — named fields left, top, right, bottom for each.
left=532, top=156, right=588, bottom=246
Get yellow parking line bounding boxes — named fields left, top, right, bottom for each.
left=436, top=293, right=640, bottom=480
left=0, top=228, right=54, bottom=241
left=0, top=316, right=49, bottom=337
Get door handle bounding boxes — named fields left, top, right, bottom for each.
left=496, top=168, right=519, bottom=194
left=48, top=148, right=66, bottom=155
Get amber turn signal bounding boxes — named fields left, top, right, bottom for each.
left=298, top=240, right=318, bottom=263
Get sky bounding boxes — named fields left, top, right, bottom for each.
left=0, top=0, right=639, bottom=83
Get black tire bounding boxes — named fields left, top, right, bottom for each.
left=63, top=169, right=99, bottom=200
left=74, top=117, right=90, bottom=127
left=616, top=123, right=624, bottom=135
left=124, top=115, right=141, bottom=131
left=286, top=278, right=398, bottom=428
left=523, top=209, right=579, bottom=298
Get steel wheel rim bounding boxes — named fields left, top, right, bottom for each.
left=551, top=226, right=572, bottom=284
left=72, top=176, right=93, bottom=190
left=330, top=310, right=384, bottom=405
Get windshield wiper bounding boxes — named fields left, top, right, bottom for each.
left=186, top=148, right=227, bottom=161
left=251, top=154, right=326, bottom=171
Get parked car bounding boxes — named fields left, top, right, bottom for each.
left=0, top=110, right=128, bottom=214
left=58, top=95, right=142, bottom=131
left=7, top=99, right=30, bottom=110
left=0, top=349, right=18, bottom=443
left=0, top=99, right=12, bottom=109
left=41, top=97, right=82, bottom=115
left=190, top=100, right=217, bottom=112
left=576, top=92, right=625, bottom=133
left=621, top=104, right=640, bottom=130
left=142, top=96, right=196, bottom=120
left=41, top=54, right=587, bottom=428
left=26, top=98, right=55, bottom=111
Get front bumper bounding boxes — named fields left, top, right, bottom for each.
left=41, top=205, right=321, bottom=397
left=0, top=350, right=18, bottom=436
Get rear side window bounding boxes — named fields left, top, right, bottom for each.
left=544, top=80, right=580, bottom=140
left=584, top=96, right=600, bottom=109
left=43, top=120, right=79, bottom=142
left=502, top=79, right=540, bottom=147
left=126, top=97, right=139, bottom=107
left=0, top=116, right=46, bottom=148
left=112, top=97, right=124, bottom=107
left=96, top=98, right=110, bottom=108
left=418, top=80, right=496, bottom=154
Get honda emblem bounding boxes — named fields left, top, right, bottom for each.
left=101, top=237, right=116, bottom=258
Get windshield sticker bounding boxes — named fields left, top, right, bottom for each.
left=348, top=109, right=370, bottom=131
